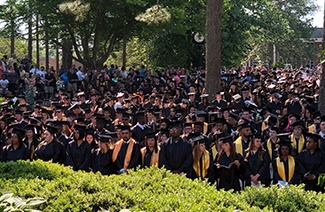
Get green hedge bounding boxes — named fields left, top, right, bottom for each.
left=0, top=160, right=324, bottom=211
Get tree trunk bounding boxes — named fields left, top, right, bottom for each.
left=205, top=0, right=223, bottom=101
left=45, top=18, right=49, bottom=71
left=10, top=17, right=15, bottom=55
left=28, top=3, right=33, bottom=61
left=319, top=0, right=325, bottom=115
left=62, top=40, right=73, bottom=70
left=122, top=39, right=127, bottom=68
left=36, top=14, right=40, bottom=67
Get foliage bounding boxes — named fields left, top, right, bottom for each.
left=0, top=193, right=46, bottom=212
left=0, top=160, right=325, bottom=211
left=271, top=62, right=285, bottom=69
left=135, top=5, right=171, bottom=25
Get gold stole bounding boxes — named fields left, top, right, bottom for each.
left=261, top=121, right=267, bottom=132
left=112, top=139, right=136, bottom=169
left=235, top=136, right=244, bottom=156
left=276, top=156, right=295, bottom=182
left=308, top=125, right=314, bottom=133
left=203, top=122, right=208, bottom=135
left=267, top=139, right=278, bottom=160
left=290, top=134, right=305, bottom=154
left=140, top=146, right=160, bottom=167
left=193, top=150, right=210, bottom=178
left=211, top=145, right=218, bottom=162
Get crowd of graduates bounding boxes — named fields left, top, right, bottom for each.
left=0, top=55, right=324, bottom=192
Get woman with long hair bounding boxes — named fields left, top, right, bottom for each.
left=22, top=125, right=40, bottom=160
left=140, top=132, right=160, bottom=168
left=1, top=128, right=29, bottom=162
left=90, top=132, right=115, bottom=175
left=34, top=124, right=66, bottom=164
left=65, top=124, right=91, bottom=171
left=215, top=135, right=245, bottom=191
left=191, top=137, right=214, bottom=183
left=244, top=135, right=269, bottom=187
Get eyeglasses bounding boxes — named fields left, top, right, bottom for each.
left=169, top=128, right=179, bottom=132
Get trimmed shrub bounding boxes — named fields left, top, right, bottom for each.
left=0, top=160, right=324, bottom=211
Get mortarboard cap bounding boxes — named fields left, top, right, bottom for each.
left=44, top=124, right=58, bottom=135
left=98, top=132, right=112, bottom=142
left=145, top=131, right=157, bottom=139
left=12, top=128, right=26, bottom=139
left=120, top=125, right=131, bottom=131
left=220, top=135, right=233, bottom=144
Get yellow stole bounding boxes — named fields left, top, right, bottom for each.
left=203, top=122, right=208, bottom=135
left=193, top=150, right=210, bottom=179
left=308, top=125, right=315, bottom=133
left=235, top=136, right=244, bottom=156
left=211, top=145, right=218, bottom=162
left=266, top=139, right=278, bottom=160
left=290, top=134, right=305, bottom=154
left=261, top=121, right=267, bottom=132
left=112, top=139, right=136, bottom=169
left=140, top=146, right=160, bottom=167
left=276, top=156, right=295, bottom=182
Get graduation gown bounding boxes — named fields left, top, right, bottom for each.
left=34, top=140, right=66, bottom=164
left=1, top=143, right=29, bottom=162
left=191, top=151, right=215, bottom=184
left=141, top=147, right=160, bottom=168
left=244, top=150, right=270, bottom=186
left=159, top=137, right=193, bottom=177
left=299, top=149, right=325, bottom=191
left=90, top=149, right=115, bottom=175
left=113, top=139, right=141, bottom=172
left=272, top=156, right=300, bottom=185
left=65, top=140, right=91, bottom=171
left=215, top=153, right=244, bottom=191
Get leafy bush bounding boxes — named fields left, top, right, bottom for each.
left=0, top=160, right=324, bottom=211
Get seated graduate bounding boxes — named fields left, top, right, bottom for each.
left=214, top=135, right=245, bottom=191
left=290, top=121, right=306, bottom=156
left=159, top=119, right=193, bottom=177
left=299, top=133, right=325, bottom=191
left=34, top=124, right=66, bottom=164
left=244, top=134, right=270, bottom=187
left=272, top=133, right=300, bottom=186
left=65, top=123, right=91, bottom=171
left=112, top=125, right=140, bottom=174
left=90, top=132, right=115, bottom=175
left=191, top=135, right=214, bottom=184
left=22, top=124, right=40, bottom=160
left=140, top=131, right=160, bottom=168
left=1, top=128, right=29, bottom=162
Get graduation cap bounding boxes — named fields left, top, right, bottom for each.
left=116, top=107, right=125, bottom=114
left=120, top=125, right=131, bottom=131
left=68, top=103, right=81, bottom=111
left=195, top=110, right=207, bottom=117
left=12, top=128, right=26, bottom=139
left=291, top=120, right=305, bottom=130
left=232, top=94, right=242, bottom=101
left=122, top=112, right=131, bottom=120
left=116, top=92, right=125, bottom=98
left=277, top=133, right=291, bottom=143
left=229, top=111, right=240, bottom=120
left=219, top=135, right=234, bottom=144
left=74, top=123, right=87, bottom=131
left=200, top=94, right=209, bottom=98
left=15, top=109, right=24, bottom=115
left=313, top=111, right=321, bottom=119
left=44, top=124, right=58, bottom=135
left=98, top=132, right=112, bottom=142
left=160, top=129, right=169, bottom=137
left=168, top=119, right=182, bottom=129
left=145, top=131, right=157, bottom=139
left=77, top=92, right=85, bottom=97
left=237, top=121, right=251, bottom=130
left=85, top=128, right=96, bottom=136
left=191, top=135, right=208, bottom=145
left=305, top=132, right=321, bottom=142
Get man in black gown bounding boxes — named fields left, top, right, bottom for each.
left=159, top=120, right=193, bottom=177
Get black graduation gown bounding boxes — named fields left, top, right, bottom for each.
left=1, top=143, right=29, bottom=162
left=90, top=149, right=115, bottom=175
left=142, top=149, right=155, bottom=168
left=131, top=124, right=150, bottom=145
left=215, top=153, right=244, bottom=191
left=159, top=138, right=193, bottom=177
left=16, top=121, right=28, bottom=129
left=272, top=157, right=300, bottom=185
left=299, top=149, right=325, bottom=191
left=191, top=152, right=215, bottom=184
left=34, top=140, right=66, bottom=164
left=57, top=134, right=70, bottom=148
left=24, top=138, right=40, bottom=160
left=65, top=140, right=91, bottom=171
left=114, top=141, right=141, bottom=171
left=244, top=150, right=270, bottom=186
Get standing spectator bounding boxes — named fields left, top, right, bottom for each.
left=24, top=73, right=35, bottom=106
left=7, top=53, right=18, bottom=68
left=44, top=69, right=56, bottom=99
left=20, top=54, right=31, bottom=72
left=0, top=74, right=9, bottom=96
left=1, top=56, right=7, bottom=73
left=6, top=65, right=18, bottom=96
